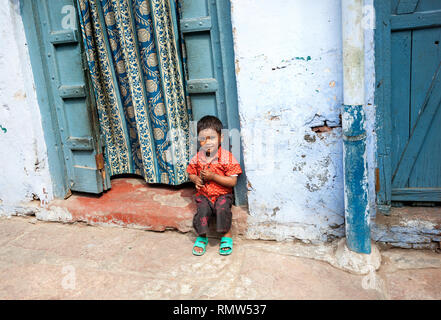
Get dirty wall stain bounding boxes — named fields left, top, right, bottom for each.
left=272, top=56, right=312, bottom=70
left=294, top=56, right=312, bottom=61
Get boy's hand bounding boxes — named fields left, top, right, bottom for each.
left=200, top=170, right=215, bottom=181
left=189, top=174, right=204, bottom=190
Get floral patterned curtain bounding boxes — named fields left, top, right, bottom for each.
left=77, top=0, right=190, bottom=185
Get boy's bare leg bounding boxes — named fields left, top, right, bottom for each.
left=194, top=234, right=207, bottom=254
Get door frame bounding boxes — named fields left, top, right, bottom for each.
left=374, top=0, right=393, bottom=213
left=22, top=0, right=248, bottom=205
left=21, top=0, right=70, bottom=199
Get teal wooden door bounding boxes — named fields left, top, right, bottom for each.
left=180, top=0, right=232, bottom=124
left=21, top=0, right=111, bottom=197
left=180, top=0, right=247, bottom=205
left=376, top=0, right=441, bottom=209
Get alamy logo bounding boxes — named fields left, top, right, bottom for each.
left=61, top=5, right=77, bottom=30
left=361, top=265, right=382, bottom=292
left=61, top=265, right=76, bottom=290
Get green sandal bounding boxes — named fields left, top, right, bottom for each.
left=192, top=236, right=208, bottom=256
left=219, top=237, right=233, bottom=256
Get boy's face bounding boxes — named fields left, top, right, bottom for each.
left=198, top=128, right=222, bottom=156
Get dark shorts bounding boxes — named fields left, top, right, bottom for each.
left=192, top=194, right=234, bottom=235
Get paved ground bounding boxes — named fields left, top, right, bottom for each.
left=0, top=216, right=440, bottom=300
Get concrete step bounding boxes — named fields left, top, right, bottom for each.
left=47, top=177, right=248, bottom=236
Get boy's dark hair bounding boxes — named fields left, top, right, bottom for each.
left=197, top=115, right=223, bottom=135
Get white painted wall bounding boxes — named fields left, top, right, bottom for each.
left=231, top=0, right=376, bottom=242
left=0, top=0, right=53, bottom=215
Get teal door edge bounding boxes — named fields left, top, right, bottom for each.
left=374, top=0, right=393, bottom=214
left=20, top=0, right=70, bottom=199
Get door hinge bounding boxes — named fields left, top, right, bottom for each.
left=64, top=189, right=73, bottom=200
left=95, top=153, right=105, bottom=170
left=375, top=167, right=380, bottom=192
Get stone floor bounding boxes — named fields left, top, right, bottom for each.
left=372, top=206, right=441, bottom=250
left=0, top=216, right=440, bottom=300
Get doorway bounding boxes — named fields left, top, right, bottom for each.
left=21, top=0, right=247, bottom=206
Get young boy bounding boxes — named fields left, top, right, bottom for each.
left=187, top=115, right=242, bottom=256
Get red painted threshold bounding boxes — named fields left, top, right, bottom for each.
left=48, top=177, right=247, bottom=234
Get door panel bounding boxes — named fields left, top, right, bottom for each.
left=191, top=94, right=218, bottom=120
left=415, top=0, right=441, bottom=12
left=376, top=0, right=441, bottom=206
left=185, top=33, right=215, bottom=80
left=22, top=0, right=110, bottom=196
left=409, top=27, right=441, bottom=188
left=391, top=9, right=441, bottom=200
left=180, top=0, right=227, bottom=125
left=390, top=31, right=411, bottom=181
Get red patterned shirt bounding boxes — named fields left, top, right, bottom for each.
left=187, top=147, right=242, bottom=203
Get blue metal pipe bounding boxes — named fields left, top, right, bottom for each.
left=341, top=0, right=371, bottom=254
left=342, top=105, right=371, bottom=254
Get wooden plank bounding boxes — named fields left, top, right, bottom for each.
left=396, top=0, right=420, bottom=14
left=391, top=10, right=441, bottom=30
left=72, top=166, right=104, bottom=193
left=180, top=17, right=212, bottom=33
left=413, top=0, right=441, bottom=13
left=409, top=27, right=441, bottom=189
left=392, top=188, right=441, bottom=201
left=184, top=33, right=215, bottom=82
left=408, top=104, right=441, bottom=189
left=65, top=137, right=94, bottom=151
left=186, top=78, right=218, bottom=93
left=392, top=60, right=441, bottom=187
left=390, top=30, right=411, bottom=186
left=190, top=93, right=218, bottom=121
left=49, top=30, right=78, bottom=44
left=58, top=84, right=86, bottom=98
left=180, top=0, right=209, bottom=19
